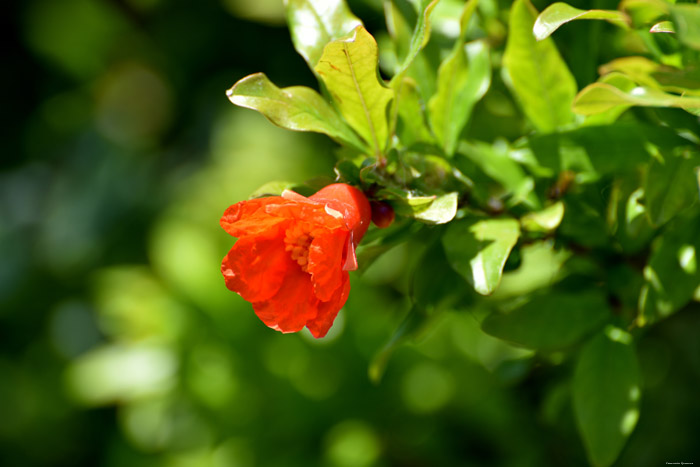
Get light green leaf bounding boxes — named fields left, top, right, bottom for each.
left=375, top=188, right=457, bottom=223
left=650, top=20, right=674, bottom=33
left=619, top=0, right=668, bottom=26
left=503, top=0, right=577, bottom=133
left=671, top=4, right=700, bottom=50
left=315, top=26, right=395, bottom=156
left=413, top=192, right=458, bottom=224
left=284, top=0, right=363, bottom=68
left=533, top=2, right=630, bottom=41
left=227, top=73, right=367, bottom=150
left=395, top=77, right=435, bottom=145
left=429, top=40, right=491, bottom=156
left=573, top=82, right=700, bottom=115
left=442, top=218, right=520, bottom=295
left=521, top=201, right=565, bottom=232
left=645, top=150, right=700, bottom=226
left=598, top=57, right=700, bottom=97
left=579, top=73, right=635, bottom=124
left=391, top=0, right=442, bottom=82
left=482, top=290, right=609, bottom=350
left=248, top=180, right=294, bottom=198
left=574, top=327, right=641, bottom=467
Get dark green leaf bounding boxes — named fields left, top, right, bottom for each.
left=533, top=2, right=630, bottom=41
left=285, top=0, right=363, bottom=68
left=412, top=238, right=471, bottom=310
left=574, top=327, right=641, bottom=467
left=523, top=122, right=688, bottom=176
left=482, top=290, right=609, bottom=350
left=503, top=0, right=577, bottom=133
left=315, top=26, right=395, bottom=156
left=457, top=141, right=539, bottom=208
left=368, top=304, right=429, bottom=384
left=227, top=73, right=367, bottom=150
left=639, top=212, right=700, bottom=325
left=442, top=217, right=520, bottom=295
left=645, top=149, right=700, bottom=226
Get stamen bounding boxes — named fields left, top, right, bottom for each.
left=283, top=223, right=314, bottom=271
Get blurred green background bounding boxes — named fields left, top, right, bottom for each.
left=2, top=0, right=699, bottom=466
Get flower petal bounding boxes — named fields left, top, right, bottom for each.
left=306, top=276, right=350, bottom=338
left=308, top=229, right=348, bottom=301
left=221, top=197, right=290, bottom=238
left=221, top=233, right=290, bottom=302
left=252, top=266, right=318, bottom=333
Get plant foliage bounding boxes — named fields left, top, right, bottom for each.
left=228, top=0, right=700, bottom=465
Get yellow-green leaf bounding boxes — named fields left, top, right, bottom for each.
left=503, top=0, right=577, bottom=133
left=227, top=72, right=367, bottom=150
left=285, top=0, right=363, bottom=68
left=390, top=0, right=442, bottom=83
left=533, top=2, right=630, bottom=41
left=521, top=201, right=565, bottom=232
left=573, top=82, right=700, bottom=115
left=315, top=26, right=395, bottom=156
left=650, top=20, right=674, bottom=33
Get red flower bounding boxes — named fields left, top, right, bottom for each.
left=220, top=183, right=371, bottom=338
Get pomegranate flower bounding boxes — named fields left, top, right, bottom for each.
left=220, top=183, right=371, bottom=338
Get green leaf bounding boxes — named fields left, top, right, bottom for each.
left=580, top=73, right=635, bottom=125
left=533, top=2, right=630, bottom=41
left=457, top=141, right=539, bottom=208
left=395, top=77, right=435, bottom=145
left=645, top=149, right=700, bottom=226
left=639, top=212, right=700, bottom=325
left=619, top=0, right=668, bottom=27
left=599, top=57, right=700, bottom=97
left=442, top=217, right=520, bottom=295
left=368, top=304, right=429, bottom=384
left=523, top=122, right=687, bottom=176
left=423, top=0, right=481, bottom=155
left=573, top=83, right=700, bottom=115
left=285, top=0, right=363, bottom=68
left=412, top=238, right=471, bottom=309
left=671, top=4, right=700, bottom=50
left=503, top=0, right=577, bottom=133
left=390, top=0, right=442, bottom=82
left=315, top=26, right=395, bottom=156
left=482, top=290, right=609, bottom=350
left=574, top=327, right=641, bottom=467
left=650, top=20, right=674, bottom=33
left=521, top=201, right=565, bottom=232
left=377, top=189, right=458, bottom=224
left=413, top=192, right=458, bottom=224
left=227, top=73, right=367, bottom=150
left=428, top=40, right=491, bottom=156
left=248, top=180, right=295, bottom=198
